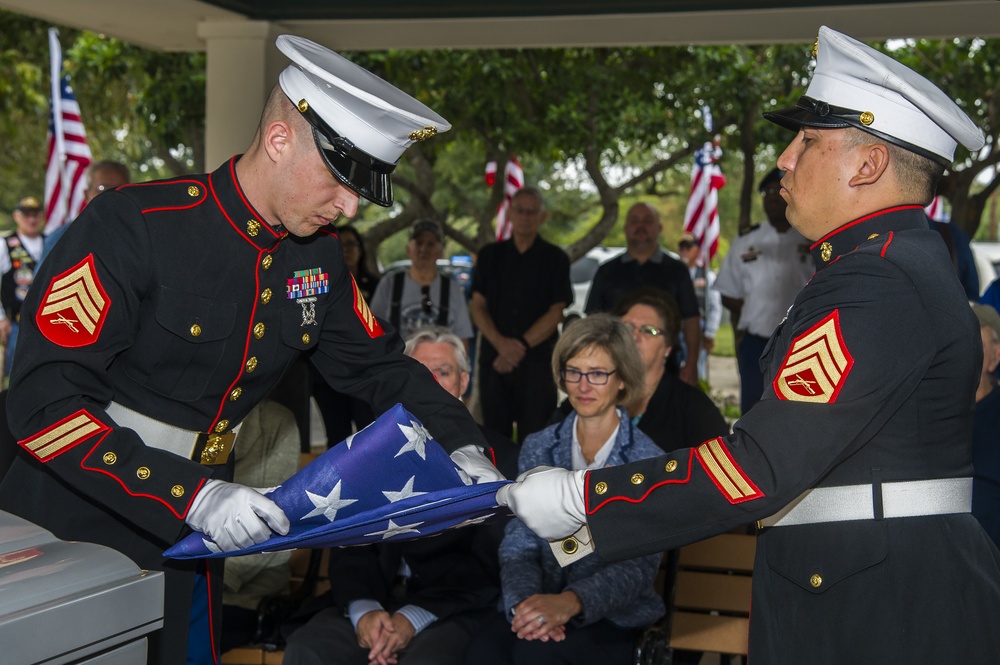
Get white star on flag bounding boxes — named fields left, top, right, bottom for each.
left=383, top=476, right=428, bottom=503
left=395, top=420, right=430, bottom=459
left=366, top=518, right=425, bottom=540
left=302, top=480, right=358, bottom=521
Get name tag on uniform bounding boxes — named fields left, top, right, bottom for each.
left=740, top=247, right=758, bottom=263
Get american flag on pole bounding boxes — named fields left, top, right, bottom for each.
left=44, top=27, right=92, bottom=232
left=485, top=157, right=524, bottom=240
left=166, top=404, right=510, bottom=559
left=682, top=139, right=725, bottom=264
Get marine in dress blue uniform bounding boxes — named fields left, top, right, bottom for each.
left=0, top=35, right=499, bottom=665
left=499, top=26, right=1000, bottom=663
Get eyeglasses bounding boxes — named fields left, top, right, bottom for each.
left=421, top=285, right=434, bottom=314
left=510, top=206, right=542, bottom=216
left=560, top=368, right=617, bottom=385
left=761, top=186, right=782, bottom=197
left=624, top=322, right=663, bottom=338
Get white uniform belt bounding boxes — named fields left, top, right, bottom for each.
left=758, top=477, right=972, bottom=528
left=106, top=401, right=241, bottom=465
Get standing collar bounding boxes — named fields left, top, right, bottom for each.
left=809, top=205, right=927, bottom=268
left=208, top=156, right=287, bottom=251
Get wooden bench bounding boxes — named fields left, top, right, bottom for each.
left=638, top=532, right=756, bottom=664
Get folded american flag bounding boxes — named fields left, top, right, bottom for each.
left=166, top=404, right=510, bottom=559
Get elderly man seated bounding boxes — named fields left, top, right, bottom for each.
left=283, top=327, right=516, bottom=665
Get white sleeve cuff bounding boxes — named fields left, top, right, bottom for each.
left=348, top=599, right=385, bottom=631
left=396, top=605, right=437, bottom=635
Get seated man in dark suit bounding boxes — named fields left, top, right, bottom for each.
left=283, top=327, right=516, bottom=665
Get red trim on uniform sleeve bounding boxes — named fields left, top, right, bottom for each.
left=35, top=254, right=111, bottom=348
left=694, top=438, right=764, bottom=505
left=18, top=409, right=110, bottom=462
left=586, top=450, right=695, bottom=515
left=80, top=441, right=207, bottom=520
left=772, top=309, right=854, bottom=404
left=880, top=231, right=895, bottom=258
left=351, top=274, right=384, bottom=338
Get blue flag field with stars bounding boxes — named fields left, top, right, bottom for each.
left=166, top=404, right=511, bottom=559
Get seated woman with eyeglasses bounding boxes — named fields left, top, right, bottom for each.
left=464, top=313, right=664, bottom=665
left=613, top=287, right=729, bottom=452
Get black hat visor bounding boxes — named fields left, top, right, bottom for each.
left=764, top=96, right=950, bottom=166
left=297, top=101, right=397, bottom=207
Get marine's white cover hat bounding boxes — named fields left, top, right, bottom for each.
left=276, top=35, right=452, bottom=206
left=764, top=26, right=984, bottom=164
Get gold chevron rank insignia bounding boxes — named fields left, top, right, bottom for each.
left=36, top=254, right=111, bottom=348
left=773, top=310, right=854, bottom=404
left=351, top=274, right=384, bottom=339
left=696, top=437, right=764, bottom=504
left=20, top=410, right=109, bottom=462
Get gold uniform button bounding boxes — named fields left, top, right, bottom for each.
left=302, top=333, right=310, bottom=345
left=810, top=573, right=823, bottom=588
left=246, top=357, right=258, bottom=373
left=171, top=485, right=185, bottom=498
left=594, top=481, right=608, bottom=495
left=630, top=473, right=644, bottom=485
left=215, top=420, right=229, bottom=433
left=247, top=219, right=260, bottom=237
left=297, top=99, right=309, bottom=113
left=103, top=452, right=117, bottom=465
left=262, top=255, right=273, bottom=270
left=561, top=537, right=579, bottom=555
left=665, top=460, right=678, bottom=473
left=230, top=387, right=243, bottom=401
left=820, top=241, right=833, bottom=263
left=260, top=288, right=272, bottom=305
left=187, top=185, right=200, bottom=197
left=137, top=467, right=151, bottom=480
left=190, top=323, right=202, bottom=337
left=253, top=323, right=265, bottom=339
left=859, top=111, right=875, bottom=126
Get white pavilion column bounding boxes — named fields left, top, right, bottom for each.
left=196, top=20, right=285, bottom=170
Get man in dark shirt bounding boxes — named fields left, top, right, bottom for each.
left=470, top=187, right=573, bottom=442
left=585, top=202, right=701, bottom=385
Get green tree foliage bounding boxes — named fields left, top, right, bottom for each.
left=0, top=9, right=204, bottom=226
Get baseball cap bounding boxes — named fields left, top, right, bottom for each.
left=409, top=219, right=443, bottom=243
left=276, top=35, right=452, bottom=207
left=15, top=196, right=42, bottom=213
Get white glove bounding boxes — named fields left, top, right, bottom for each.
left=450, top=444, right=507, bottom=484
left=495, top=466, right=587, bottom=540
left=185, top=479, right=290, bottom=551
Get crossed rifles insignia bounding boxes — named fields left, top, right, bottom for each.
left=773, top=310, right=854, bottom=404
left=37, top=255, right=110, bottom=348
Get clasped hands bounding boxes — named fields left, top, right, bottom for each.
left=356, top=610, right=415, bottom=665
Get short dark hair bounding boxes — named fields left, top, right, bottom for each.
left=842, top=127, right=944, bottom=205
left=612, top=287, right=681, bottom=347
left=511, top=185, right=544, bottom=207
left=86, top=161, right=131, bottom=188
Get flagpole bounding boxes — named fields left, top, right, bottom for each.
left=48, top=28, right=69, bottom=207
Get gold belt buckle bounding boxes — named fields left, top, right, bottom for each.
left=194, top=431, right=236, bottom=465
